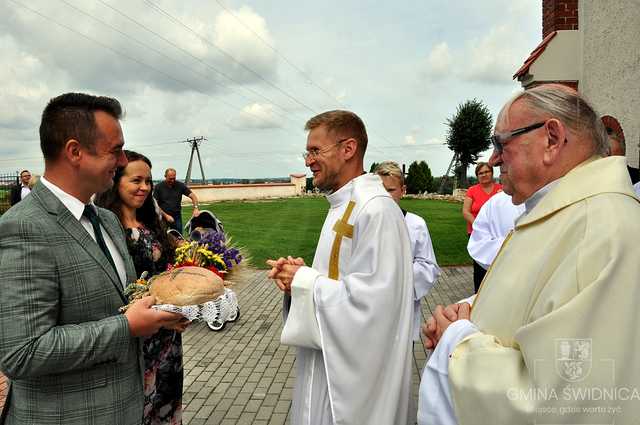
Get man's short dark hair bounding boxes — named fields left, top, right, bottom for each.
left=305, top=110, right=368, bottom=157
left=39, top=92, right=123, bottom=160
left=20, top=170, right=30, bottom=176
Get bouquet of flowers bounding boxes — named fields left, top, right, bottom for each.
left=170, top=242, right=228, bottom=278
left=171, top=231, right=248, bottom=285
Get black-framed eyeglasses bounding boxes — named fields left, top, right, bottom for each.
left=302, top=138, right=350, bottom=160
left=491, top=121, right=546, bottom=153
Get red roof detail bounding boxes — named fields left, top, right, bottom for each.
left=513, top=31, right=557, bottom=79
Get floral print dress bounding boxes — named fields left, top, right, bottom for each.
left=126, top=226, right=183, bottom=425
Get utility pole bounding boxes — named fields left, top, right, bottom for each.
left=182, top=136, right=207, bottom=185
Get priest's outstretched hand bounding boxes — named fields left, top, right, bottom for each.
left=422, top=302, right=471, bottom=349
left=266, top=256, right=306, bottom=293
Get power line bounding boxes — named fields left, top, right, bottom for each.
left=4, top=2, right=445, bottom=165
left=8, top=0, right=300, bottom=138
left=143, top=0, right=320, bottom=115
left=94, top=0, right=302, bottom=124
left=213, top=0, right=343, bottom=106
left=57, top=1, right=220, bottom=96
left=208, top=0, right=399, bottom=150
left=0, top=141, right=447, bottom=164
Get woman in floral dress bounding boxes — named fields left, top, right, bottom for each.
left=97, top=150, right=185, bottom=425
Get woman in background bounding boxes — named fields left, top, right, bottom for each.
left=96, top=150, right=185, bottom=425
left=462, top=162, right=502, bottom=292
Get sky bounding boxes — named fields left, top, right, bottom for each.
left=0, top=0, right=542, bottom=180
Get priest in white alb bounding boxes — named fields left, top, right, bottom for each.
left=419, top=85, right=640, bottom=425
left=375, top=160, right=440, bottom=340
left=268, top=110, right=414, bottom=425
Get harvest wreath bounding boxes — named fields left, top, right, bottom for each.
left=121, top=231, right=248, bottom=322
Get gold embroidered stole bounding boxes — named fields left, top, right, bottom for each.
left=328, top=201, right=356, bottom=280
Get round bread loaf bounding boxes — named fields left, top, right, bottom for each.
left=149, top=266, right=225, bottom=306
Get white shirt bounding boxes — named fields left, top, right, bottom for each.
left=20, top=185, right=31, bottom=200
left=633, top=181, right=640, bottom=198
left=467, top=191, right=525, bottom=270
left=40, top=176, right=127, bottom=286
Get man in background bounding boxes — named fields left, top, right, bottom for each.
left=153, top=168, right=200, bottom=233
left=9, top=170, right=32, bottom=206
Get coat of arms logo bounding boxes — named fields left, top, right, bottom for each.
left=555, top=338, right=592, bottom=382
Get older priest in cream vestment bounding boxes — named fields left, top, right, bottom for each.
left=269, top=110, right=414, bottom=425
left=419, top=85, right=640, bottom=425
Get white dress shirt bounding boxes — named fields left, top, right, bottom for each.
left=20, top=185, right=31, bottom=200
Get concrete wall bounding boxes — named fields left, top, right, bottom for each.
left=529, top=30, right=581, bottom=83
left=189, top=183, right=298, bottom=202
left=185, top=174, right=307, bottom=203
left=580, top=0, right=640, bottom=167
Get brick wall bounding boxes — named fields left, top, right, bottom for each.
left=543, top=0, right=579, bottom=38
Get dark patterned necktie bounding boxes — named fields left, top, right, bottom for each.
left=83, top=205, right=118, bottom=277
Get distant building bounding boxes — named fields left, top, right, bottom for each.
left=513, top=0, right=639, bottom=173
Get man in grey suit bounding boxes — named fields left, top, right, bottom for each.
left=0, top=93, right=182, bottom=424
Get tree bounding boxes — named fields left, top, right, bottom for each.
left=369, top=162, right=380, bottom=173
left=445, top=99, right=493, bottom=188
left=419, top=161, right=434, bottom=193
left=406, top=160, right=434, bottom=194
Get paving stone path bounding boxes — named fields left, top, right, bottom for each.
left=0, top=266, right=473, bottom=424
left=181, top=266, right=473, bottom=425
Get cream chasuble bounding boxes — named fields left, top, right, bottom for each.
left=420, top=156, right=640, bottom=425
left=281, top=173, right=414, bottom=425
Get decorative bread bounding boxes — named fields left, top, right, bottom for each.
left=149, top=266, right=225, bottom=306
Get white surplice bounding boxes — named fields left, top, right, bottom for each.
left=405, top=211, right=440, bottom=340
left=466, top=191, right=524, bottom=270
left=281, top=173, right=414, bottom=425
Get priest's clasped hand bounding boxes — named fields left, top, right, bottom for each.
left=422, top=302, right=471, bottom=350
left=266, top=256, right=306, bottom=293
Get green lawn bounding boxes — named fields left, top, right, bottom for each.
left=399, top=198, right=471, bottom=266
left=183, top=197, right=470, bottom=269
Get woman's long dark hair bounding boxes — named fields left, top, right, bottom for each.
left=95, top=150, right=173, bottom=262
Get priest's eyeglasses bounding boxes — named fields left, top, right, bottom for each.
left=302, top=138, right=349, bottom=160
left=491, top=122, right=546, bottom=153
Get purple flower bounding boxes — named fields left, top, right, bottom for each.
left=196, top=230, right=242, bottom=270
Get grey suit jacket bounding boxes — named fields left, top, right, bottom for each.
left=0, top=182, right=144, bottom=424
